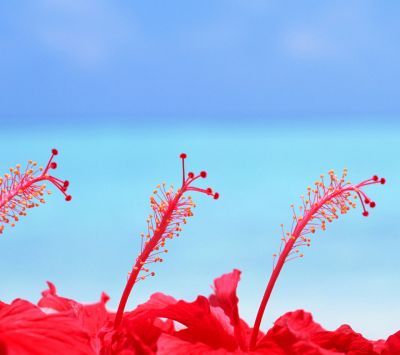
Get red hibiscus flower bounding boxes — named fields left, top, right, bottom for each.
left=1, top=271, right=400, bottom=354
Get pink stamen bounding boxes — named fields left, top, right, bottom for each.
left=114, top=153, right=218, bottom=329
left=249, top=169, right=385, bottom=350
left=0, top=149, right=71, bottom=235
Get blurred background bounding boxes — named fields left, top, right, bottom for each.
left=0, top=1, right=399, bottom=340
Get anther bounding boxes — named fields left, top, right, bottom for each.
left=180, top=153, right=187, bottom=159
left=188, top=172, right=194, bottom=178
left=362, top=211, right=369, bottom=217
left=52, top=148, right=58, bottom=155
left=380, top=178, right=386, bottom=184
left=65, top=195, right=72, bottom=201
left=372, top=175, right=379, bottom=181
left=200, top=171, right=207, bottom=178
left=213, top=192, right=220, bottom=200
left=369, top=201, right=376, bottom=208
left=50, top=162, right=57, bottom=169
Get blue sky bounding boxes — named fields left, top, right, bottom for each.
left=0, top=0, right=400, bottom=342
left=1, top=1, right=400, bottom=122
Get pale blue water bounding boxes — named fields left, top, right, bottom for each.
left=0, top=120, right=399, bottom=339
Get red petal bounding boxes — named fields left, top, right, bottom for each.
left=38, top=281, right=78, bottom=312
left=260, top=310, right=378, bottom=355
left=382, top=331, right=400, bottom=354
left=104, top=293, right=177, bottom=353
left=101, top=326, right=156, bottom=355
left=259, top=310, right=324, bottom=350
left=209, top=269, right=249, bottom=348
left=127, top=292, right=177, bottom=319
left=312, top=324, right=375, bottom=354
left=128, top=294, right=238, bottom=351
left=157, top=333, right=233, bottom=355
left=38, top=282, right=113, bottom=352
left=0, top=299, right=93, bottom=354
left=209, top=269, right=241, bottom=324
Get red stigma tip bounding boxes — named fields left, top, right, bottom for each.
left=65, top=195, right=72, bottom=202
left=364, top=198, right=370, bottom=204
left=213, top=192, right=220, bottom=200
left=180, top=153, right=187, bottom=159
left=200, top=171, right=207, bottom=178
left=50, top=162, right=57, bottom=169
left=372, top=175, right=379, bottom=181
left=369, top=201, right=376, bottom=208
left=362, top=211, right=369, bottom=217
left=188, top=172, right=194, bottom=178
left=52, top=149, right=58, bottom=155
left=380, top=178, right=386, bottom=184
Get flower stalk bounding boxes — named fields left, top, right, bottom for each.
left=114, top=153, right=218, bottom=329
left=249, top=170, right=385, bottom=350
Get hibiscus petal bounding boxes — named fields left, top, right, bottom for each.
left=157, top=333, right=237, bottom=355
left=126, top=294, right=238, bottom=351
left=258, top=309, right=324, bottom=351
left=312, top=324, right=376, bottom=354
left=127, top=292, right=177, bottom=320
left=38, top=282, right=113, bottom=353
left=210, top=306, right=235, bottom=336
left=209, top=270, right=249, bottom=349
left=158, top=333, right=288, bottom=355
left=260, top=310, right=378, bottom=355
left=209, top=269, right=241, bottom=325
left=103, top=293, right=178, bottom=354
left=382, top=330, right=400, bottom=354
left=101, top=326, right=156, bottom=355
left=0, top=299, right=93, bottom=355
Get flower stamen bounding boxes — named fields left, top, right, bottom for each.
left=114, top=153, right=218, bottom=329
left=249, top=169, right=385, bottom=350
left=0, top=149, right=71, bottom=235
